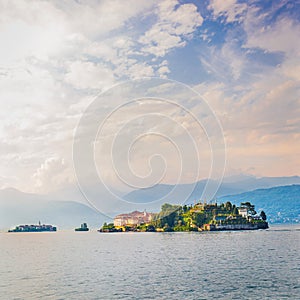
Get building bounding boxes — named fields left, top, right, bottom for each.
left=238, top=207, right=248, bottom=218
left=114, top=211, right=154, bottom=227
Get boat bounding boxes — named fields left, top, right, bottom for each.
left=75, top=223, right=89, bottom=231
left=8, top=221, right=57, bottom=232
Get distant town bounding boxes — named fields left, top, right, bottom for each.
left=99, top=201, right=268, bottom=232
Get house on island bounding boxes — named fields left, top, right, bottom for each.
left=238, top=207, right=248, bottom=218
left=114, top=211, right=154, bottom=227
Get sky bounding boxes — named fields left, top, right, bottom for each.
left=0, top=0, right=299, bottom=196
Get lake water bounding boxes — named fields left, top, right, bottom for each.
left=0, top=225, right=299, bottom=299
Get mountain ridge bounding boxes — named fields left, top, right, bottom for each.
left=123, top=176, right=300, bottom=204
left=1, top=176, right=299, bottom=229
left=0, top=188, right=109, bottom=230
left=218, top=184, right=300, bottom=224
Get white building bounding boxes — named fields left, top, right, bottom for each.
left=238, top=207, right=248, bottom=218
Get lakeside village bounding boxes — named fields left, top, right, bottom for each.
left=99, top=201, right=268, bottom=232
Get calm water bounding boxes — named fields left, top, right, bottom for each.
left=0, top=225, right=299, bottom=299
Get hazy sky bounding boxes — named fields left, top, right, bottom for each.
left=0, top=0, right=299, bottom=194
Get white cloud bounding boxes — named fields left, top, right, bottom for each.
left=54, top=0, right=154, bottom=39
left=65, top=61, right=115, bottom=90
left=157, top=66, right=171, bottom=78
left=125, top=62, right=155, bottom=79
left=32, top=157, right=73, bottom=193
left=157, top=1, right=203, bottom=36
left=199, top=40, right=247, bottom=82
left=209, top=0, right=247, bottom=23
left=0, top=0, right=299, bottom=193
left=0, top=0, right=68, bottom=64
left=244, top=15, right=300, bottom=56
left=193, top=63, right=300, bottom=177
left=242, top=6, right=300, bottom=87
left=0, top=0, right=153, bottom=65
left=244, top=15, right=300, bottom=88
left=139, top=0, right=203, bottom=57
left=92, top=96, right=212, bottom=188
left=140, top=29, right=185, bottom=57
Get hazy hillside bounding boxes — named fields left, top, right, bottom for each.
left=219, top=185, right=300, bottom=224
left=1, top=176, right=300, bottom=229
left=123, top=181, right=238, bottom=204
left=124, top=176, right=300, bottom=204
left=0, top=188, right=109, bottom=230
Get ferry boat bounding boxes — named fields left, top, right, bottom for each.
left=8, top=221, right=57, bottom=232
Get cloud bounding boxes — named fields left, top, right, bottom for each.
left=139, top=0, right=203, bottom=57
left=194, top=66, right=300, bottom=177
left=157, top=65, right=171, bottom=78
left=244, top=13, right=300, bottom=56
left=93, top=100, right=212, bottom=188
left=199, top=40, right=247, bottom=82
left=140, top=30, right=185, bottom=57
left=32, top=157, right=73, bottom=193
left=65, top=61, right=115, bottom=90
left=0, top=0, right=153, bottom=66
left=123, top=62, right=155, bottom=79
left=243, top=10, right=300, bottom=82
left=208, top=0, right=247, bottom=23
left=53, top=0, right=154, bottom=39
left=0, top=0, right=299, bottom=194
left=0, top=0, right=68, bottom=64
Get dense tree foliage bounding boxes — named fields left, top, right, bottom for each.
left=233, top=207, right=239, bottom=215
left=153, top=204, right=182, bottom=228
left=260, top=210, right=267, bottom=221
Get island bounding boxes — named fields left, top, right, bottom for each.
left=8, top=221, right=57, bottom=232
left=98, top=201, right=268, bottom=232
left=75, top=223, right=89, bottom=231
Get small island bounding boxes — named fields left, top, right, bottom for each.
left=8, top=221, right=57, bottom=232
left=99, top=201, right=268, bottom=232
left=75, top=223, right=89, bottom=232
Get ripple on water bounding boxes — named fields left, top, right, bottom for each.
left=0, top=226, right=299, bottom=299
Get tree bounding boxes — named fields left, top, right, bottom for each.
left=260, top=210, right=267, bottom=221
left=241, top=202, right=257, bottom=216
left=155, top=203, right=181, bottom=228
left=183, top=204, right=188, bottom=213
left=194, top=213, right=208, bottom=227
left=212, top=208, right=217, bottom=217
left=163, top=223, right=173, bottom=232
left=146, top=224, right=155, bottom=232
left=233, top=207, right=239, bottom=215
left=225, top=201, right=232, bottom=211
left=161, top=203, right=180, bottom=212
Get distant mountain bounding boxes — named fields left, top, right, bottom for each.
left=219, top=185, right=300, bottom=224
left=123, top=181, right=238, bottom=205
left=221, top=173, right=256, bottom=183
left=221, top=175, right=300, bottom=192
left=124, top=176, right=300, bottom=204
left=1, top=176, right=300, bottom=229
left=0, top=188, right=109, bottom=230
